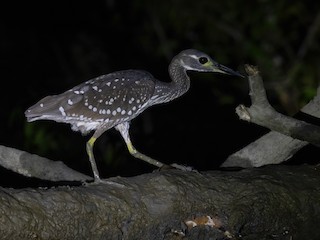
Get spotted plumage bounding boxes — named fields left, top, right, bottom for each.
left=25, top=49, right=243, bottom=182
left=26, top=70, right=156, bottom=134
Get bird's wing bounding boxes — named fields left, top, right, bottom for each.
left=80, top=70, right=157, bottom=121
left=25, top=70, right=156, bottom=124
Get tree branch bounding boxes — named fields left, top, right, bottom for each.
left=1, top=165, right=319, bottom=239
left=0, top=145, right=91, bottom=182
left=236, top=65, right=320, bottom=147
left=222, top=65, right=320, bottom=168
left=222, top=131, right=308, bottom=168
left=224, top=90, right=320, bottom=168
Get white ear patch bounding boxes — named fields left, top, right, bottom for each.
left=189, top=54, right=199, bottom=59
left=179, top=59, right=196, bottom=70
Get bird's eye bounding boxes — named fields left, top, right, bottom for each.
left=199, top=57, right=208, bottom=64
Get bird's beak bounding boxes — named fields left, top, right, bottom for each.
left=207, top=60, right=244, bottom=77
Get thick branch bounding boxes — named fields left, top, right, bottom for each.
left=223, top=132, right=307, bottom=168
left=236, top=65, right=320, bottom=146
left=223, top=66, right=320, bottom=168
left=0, top=165, right=319, bottom=239
left=0, top=145, right=91, bottom=182
left=224, top=90, right=320, bottom=168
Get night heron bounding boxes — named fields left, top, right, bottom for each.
left=25, top=49, right=243, bottom=182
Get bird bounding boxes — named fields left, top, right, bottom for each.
left=25, top=49, right=243, bottom=183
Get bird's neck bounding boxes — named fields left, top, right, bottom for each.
left=151, top=58, right=190, bottom=105
left=167, top=58, right=191, bottom=99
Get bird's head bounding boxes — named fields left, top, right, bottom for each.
left=176, top=49, right=244, bottom=77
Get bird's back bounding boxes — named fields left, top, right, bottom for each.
left=25, top=70, right=156, bottom=134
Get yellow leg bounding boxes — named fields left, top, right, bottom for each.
left=115, top=122, right=166, bottom=168
left=86, top=136, right=101, bottom=181
left=125, top=137, right=165, bottom=168
left=116, top=122, right=196, bottom=172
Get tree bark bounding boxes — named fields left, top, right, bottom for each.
left=1, top=164, right=319, bottom=240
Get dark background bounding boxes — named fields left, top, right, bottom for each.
left=1, top=1, right=320, bottom=186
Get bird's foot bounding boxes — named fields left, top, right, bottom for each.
left=83, top=178, right=126, bottom=188
left=170, top=163, right=198, bottom=172
left=156, top=163, right=198, bottom=173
